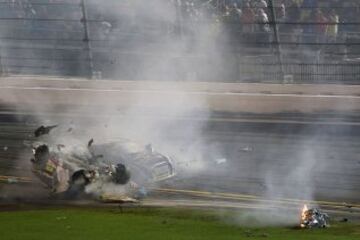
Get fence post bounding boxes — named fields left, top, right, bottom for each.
left=80, top=0, right=94, bottom=79
left=0, top=43, right=4, bottom=77
left=0, top=51, right=3, bottom=77
left=268, top=0, right=285, bottom=82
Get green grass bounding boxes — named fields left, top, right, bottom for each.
left=0, top=207, right=359, bottom=240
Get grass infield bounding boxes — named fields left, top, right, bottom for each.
left=0, top=207, right=359, bottom=240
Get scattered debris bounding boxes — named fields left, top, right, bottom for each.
left=57, top=144, right=66, bottom=151
left=23, top=140, right=32, bottom=147
left=215, top=158, right=227, bottom=165
left=100, top=194, right=138, bottom=203
left=244, top=230, right=253, bottom=237
left=145, top=144, right=154, bottom=153
left=258, top=183, right=267, bottom=191
left=340, top=218, right=348, bottom=223
left=239, top=146, right=253, bottom=152
left=67, top=127, right=73, bottom=133
left=134, top=187, right=148, bottom=199
left=93, top=154, right=104, bottom=160
left=343, top=202, right=353, bottom=209
left=34, top=125, right=58, bottom=137
left=88, top=138, right=94, bottom=148
left=300, top=205, right=329, bottom=228
left=101, top=21, right=112, bottom=36
left=7, top=178, right=18, bottom=184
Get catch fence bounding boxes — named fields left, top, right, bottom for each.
left=0, top=0, right=359, bottom=84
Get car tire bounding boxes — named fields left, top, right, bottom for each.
left=66, top=170, right=90, bottom=198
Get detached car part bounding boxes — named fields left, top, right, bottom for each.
left=301, top=206, right=329, bottom=228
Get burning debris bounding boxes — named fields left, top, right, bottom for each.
left=34, top=125, right=58, bottom=137
left=300, top=205, right=330, bottom=228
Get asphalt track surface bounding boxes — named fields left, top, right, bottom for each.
left=0, top=109, right=359, bottom=222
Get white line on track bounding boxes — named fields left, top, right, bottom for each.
left=2, top=86, right=360, bottom=99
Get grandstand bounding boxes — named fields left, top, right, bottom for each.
left=0, top=0, right=359, bottom=83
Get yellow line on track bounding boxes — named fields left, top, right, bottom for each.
left=1, top=175, right=359, bottom=211
left=153, top=188, right=360, bottom=210
left=0, top=175, right=32, bottom=182
left=143, top=199, right=359, bottom=216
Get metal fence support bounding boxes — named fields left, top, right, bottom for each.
left=175, top=0, right=185, bottom=41
left=268, top=0, right=285, bottom=82
left=80, top=0, right=94, bottom=79
left=0, top=50, right=3, bottom=77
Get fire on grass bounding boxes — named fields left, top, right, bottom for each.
left=300, top=204, right=329, bottom=228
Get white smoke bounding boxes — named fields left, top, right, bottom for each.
left=3, top=1, right=357, bottom=228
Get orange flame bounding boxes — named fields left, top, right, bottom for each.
left=300, top=204, right=308, bottom=227
left=301, top=204, right=308, bottom=219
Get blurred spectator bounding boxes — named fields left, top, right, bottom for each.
left=254, top=0, right=268, bottom=9
left=341, top=1, right=360, bottom=33
left=286, top=1, right=301, bottom=23
left=326, top=9, right=339, bottom=42
left=240, top=2, right=255, bottom=33
left=100, top=21, right=113, bottom=39
left=277, top=2, right=286, bottom=21
left=302, top=9, right=316, bottom=45
left=224, top=3, right=242, bottom=22
left=276, top=1, right=287, bottom=38
left=314, top=9, right=328, bottom=43
left=256, top=8, right=270, bottom=45
left=231, top=2, right=242, bottom=19
left=3, top=0, right=360, bottom=53
left=256, top=8, right=269, bottom=32
left=284, top=1, right=301, bottom=44
left=300, top=0, right=313, bottom=22
left=302, top=0, right=316, bottom=8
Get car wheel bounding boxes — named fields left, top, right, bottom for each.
left=66, top=170, right=90, bottom=198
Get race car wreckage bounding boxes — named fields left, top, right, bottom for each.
left=300, top=205, right=330, bottom=228
left=30, top=126, right=176, bottom=201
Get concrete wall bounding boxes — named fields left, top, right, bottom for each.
left=1, top=76, right=360, bottom=114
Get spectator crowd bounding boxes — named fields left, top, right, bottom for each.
left=177, top=0, right=360, bottom=47
left=1, top=0, right=359, bottom=81
left=3, top=0, right=360, bottom=45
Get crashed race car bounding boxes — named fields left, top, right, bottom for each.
left=30, top=138, right=176, bottom=201
left=300, top=205, right=330, bottom=228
